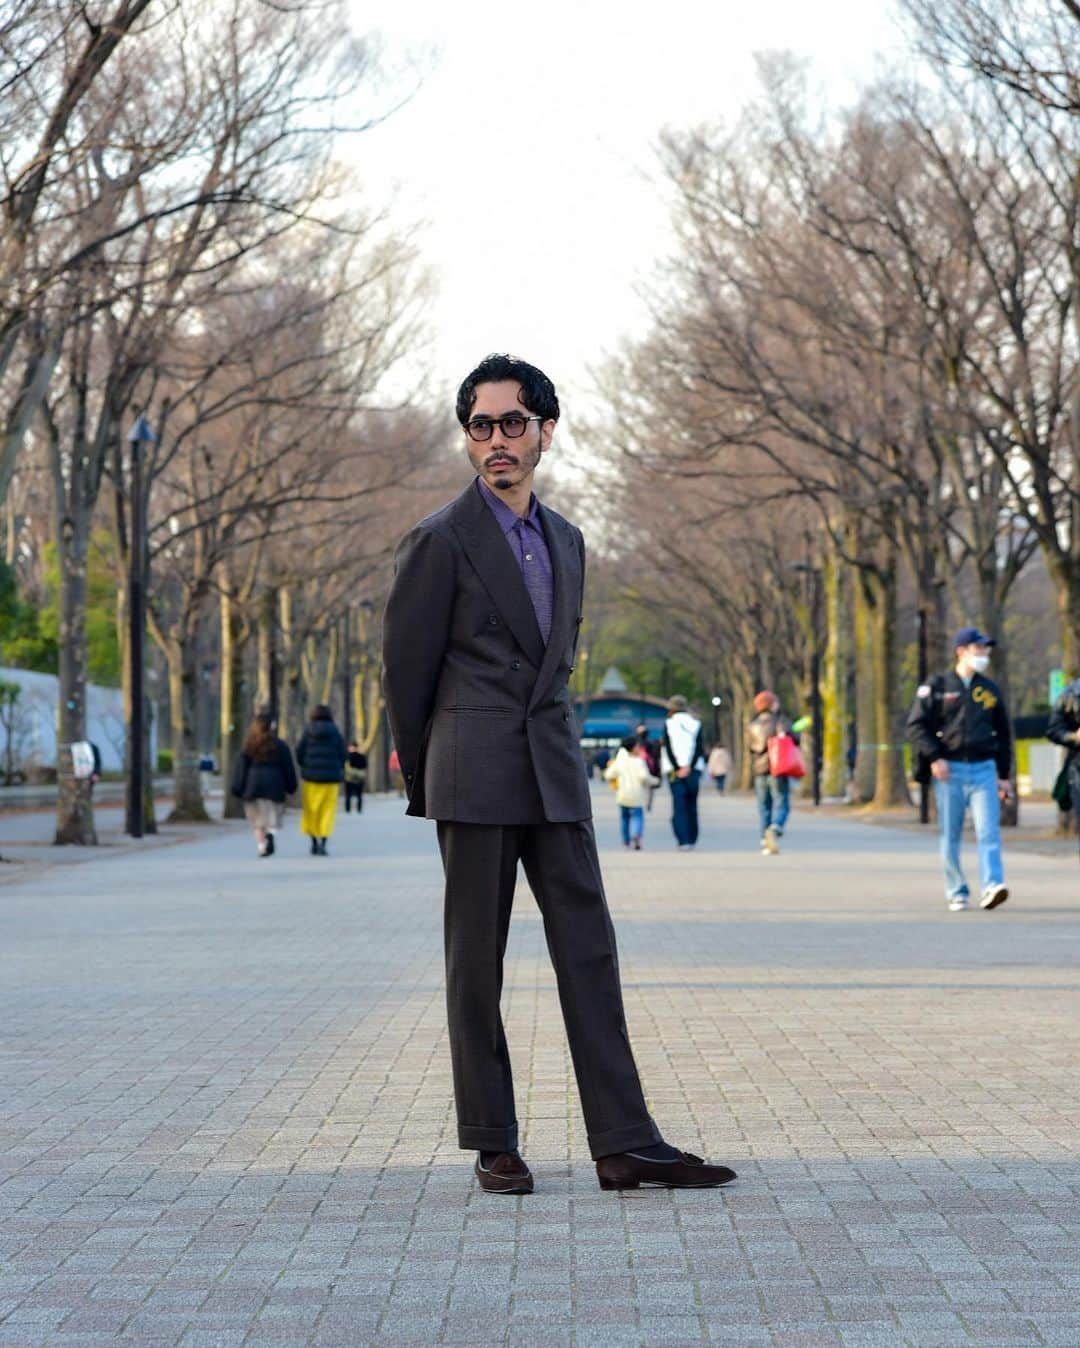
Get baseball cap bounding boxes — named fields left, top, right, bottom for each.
left=954, top=626, right=996, bottom=648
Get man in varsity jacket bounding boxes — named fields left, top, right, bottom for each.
left=906, top=626, right=1012, bottom=912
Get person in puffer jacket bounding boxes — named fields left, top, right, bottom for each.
left=604, top=737, right=661, bottom=850
left=295, top=704, right=347, bottom=856
left=231, top=708, right=298, bottom=857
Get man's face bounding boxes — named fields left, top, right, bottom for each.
left=463, top=380, right=553, bottom=492
left=957, top=642, right=991, bottom=669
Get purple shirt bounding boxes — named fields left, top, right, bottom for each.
left=477, top=477, right=554, bottom=643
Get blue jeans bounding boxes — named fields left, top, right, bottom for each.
left=754, top=774, right=790, bottom=837
left=619, top=805, right=644, bottom=845
left=669, top=771, right=700, bottom=845
left=933, top=759, right=1004, bottom=900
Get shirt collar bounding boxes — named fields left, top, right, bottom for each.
left=476, top=476, right=540, bottom=534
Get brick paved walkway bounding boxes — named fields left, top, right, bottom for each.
left=1, top=786, right=1078, bottom=1346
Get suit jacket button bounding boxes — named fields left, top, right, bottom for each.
left=488, top=614, right=498, bottom=625
left=511, top=660, right=521, bottom=670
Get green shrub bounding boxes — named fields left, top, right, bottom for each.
left=157, top=749, right=173, bottom=773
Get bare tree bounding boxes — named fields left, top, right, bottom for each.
left=902, top=0, right=1079, bottom=115
left=38, top=0, right=394, bottom=842
left=1, top=1, right=158, bottom=502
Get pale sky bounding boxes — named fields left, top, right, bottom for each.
left=346, top=0, right=903, bottom=420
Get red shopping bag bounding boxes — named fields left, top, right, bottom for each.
left=767, top=733, right=806, bottom=778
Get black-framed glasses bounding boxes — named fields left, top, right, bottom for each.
left=463, top=414, right=543, bottom=442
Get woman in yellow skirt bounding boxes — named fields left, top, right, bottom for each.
left=296, top=704, right=347, bottom=856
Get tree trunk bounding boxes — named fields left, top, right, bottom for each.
left=220, top=586, right=246, bottom=819
left=820, top=546, right=847, bottom=798
left=354, top=661, right=384, bottom=754
left=319, top=622, right=338, bottom=707
left=167, top=643, right=210, bottom=822
left=54, top=514, right=96, bottom=844
left=851, top=570, right=876, bottom=804
left=731, top=669, right=754, bottom=789
left=279, top=587, right=300, bottom=741
left=256, top=586, right=276, bottom=711
left=869, top=560, right=909, bottom=809
left=1053, top=557, right=1080, bottom=679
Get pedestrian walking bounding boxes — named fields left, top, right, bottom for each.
left=746, top=691, right=799, bottom=855
left=635, top=723, right=660, bottom=812
left=344, top=742, right=367, bottom=813
left=604, top=736, right=660, bottom=849
left=661, top=695, right=705, bottom=849
left=1046, top=674, right=1080, bottom=862
left=707, top=743, right=732, bottom=793
left=230, top=709, right=297, bottom=857
left=296, top=704, right=346, bottom=856
left=906, top=627, right=1012, bottom=911
left=382, top=352, right=735, bottom=1197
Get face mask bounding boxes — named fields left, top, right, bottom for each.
left=969, top=654, right=991, bottom=673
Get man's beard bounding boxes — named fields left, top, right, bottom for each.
left=470, top=440, right=541, bottom=488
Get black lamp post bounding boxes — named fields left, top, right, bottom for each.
left=711, top=694, right=722, bottom=742
left=126, top=413, right=155, bottom=838
left=917, top=607, right=929, bottom=824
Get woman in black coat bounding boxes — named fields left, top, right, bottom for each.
left=295, top=704, right=347, bottom=855
left=230, top=710, right=298, bottom=857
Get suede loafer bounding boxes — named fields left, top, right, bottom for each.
left=474, top=1151, right=534, bottom=1195
left=596, top=1149, right=736, bottom=1190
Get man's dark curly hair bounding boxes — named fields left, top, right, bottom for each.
left=455, top=354, right=560, bottom=426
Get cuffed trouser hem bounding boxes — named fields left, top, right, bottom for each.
left=458, top=1123, right=519, bottom=1153
left=588, top=1117, right=662, bottom=1161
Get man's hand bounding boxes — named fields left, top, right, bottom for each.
left=930, top=759, right=950, bottom=782
left=676, top=766, right=691, bottom=779
left=998, top=779, right=1012, bottom=800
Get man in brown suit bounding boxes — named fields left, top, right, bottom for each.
left=382, top=353, right=735, bottom=1195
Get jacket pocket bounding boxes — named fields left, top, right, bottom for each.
left=442, top=705, right=515, bottom=715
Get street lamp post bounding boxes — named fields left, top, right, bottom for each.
left=917, top=607, right=929, bottom=824
left=126, top=413, right=155, bottom=838
left=711, top=695, right=722, bottom=742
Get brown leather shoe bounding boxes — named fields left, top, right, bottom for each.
left=474, top=1151, right=534, bottom=1195
left=596, top=1149, right=736, bottom=1190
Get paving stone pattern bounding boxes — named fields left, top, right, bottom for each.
left=1, top=787, right=1079, bottom=1346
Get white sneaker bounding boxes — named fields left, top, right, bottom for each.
left=948, top=895, right=970, bottom=912
left=980, top=883, right=1009, bottom=910
left=763, top=825, right=779, bottom=855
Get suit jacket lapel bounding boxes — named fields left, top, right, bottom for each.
left=530, top=504, right=578, bottom=707
left=451, top=482, right=546, bottom=669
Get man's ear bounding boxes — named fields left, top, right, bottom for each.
left=540, top=419, right=556, bottom=453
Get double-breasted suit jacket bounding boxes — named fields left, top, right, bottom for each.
left=382, top=479, right=591, bottom=824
